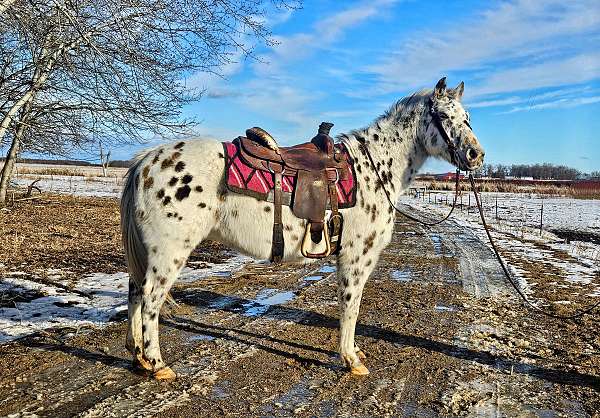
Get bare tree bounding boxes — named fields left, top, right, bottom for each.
left=99, top=141, right=110, bottom=177
left=0, top=0, right=296, bottom=204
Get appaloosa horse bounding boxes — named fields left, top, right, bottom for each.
left=120, top=78, right=485, bottom=379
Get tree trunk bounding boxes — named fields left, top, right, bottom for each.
left=0, top=102, right=33, bottom=204
left=0, top=0, right=18, bottom=15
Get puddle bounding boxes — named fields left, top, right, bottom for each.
left=188, top=334, right=216, bottom=342
left=430, top=234, right=454, bottom=257
left=430, top=234, right=443, bottom=256
left=318, top=265, right=336, bottom=273
left=434, top=304, right=456, bottom=312
left=208, top=295, right=239, bottom=310
left=211, top=380, right=232, bottom=400
left=263, top=378, right=315, bottom=415
left=304, top=275, right=323, bottom=282
left=390, top=269, right=412, bottom=282
left=242, top=289, right=296, bottom=317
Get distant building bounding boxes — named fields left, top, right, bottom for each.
left=434, top=172, right=466, bottom=181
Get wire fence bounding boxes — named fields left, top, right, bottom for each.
left=409, top=187, right=594, bottom=236
left=408, top=187, right=600, bottom=261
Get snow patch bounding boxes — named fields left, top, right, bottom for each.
left=0, top=256, right=252, bottom=344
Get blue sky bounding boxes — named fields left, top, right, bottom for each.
left=65, top=1, right=600, bottom=172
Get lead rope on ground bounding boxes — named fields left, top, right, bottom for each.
left=468, top=173, right=600, bottom=319
left=361, top=139, right=599, bottom=318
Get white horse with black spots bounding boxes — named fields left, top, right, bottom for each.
left=121, top=77, right=485, bottom=380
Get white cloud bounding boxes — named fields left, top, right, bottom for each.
left=503, top=95, right=600, bottom=113
left=467, top=96, right=523, bottom=108
left=470, top=52, right=600, bottom=97
left=185, top=48, right=248, bottom=92
left=367, top=0, right=600, bottom=97
left=276, top=0, right=396, bottom=57
left=467, top=86, right=597, bottom=108
left=232, top=0, right=399, bottom=133
left=253, top=0, right=398, bottom=74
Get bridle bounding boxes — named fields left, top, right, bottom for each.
left=427, top=97, right=461, bottom=168
left=357, top=97, right=600, bottom=319
left=357, top=98, right=462, bottom=227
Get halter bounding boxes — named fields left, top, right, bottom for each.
left=427, top=97, right=461, bottom=168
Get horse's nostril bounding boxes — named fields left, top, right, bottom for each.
left=467, top=148, right=479, bottom=161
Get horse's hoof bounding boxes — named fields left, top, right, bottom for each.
left=154, top=366, right=176, bottom=380
left=350, top=363, right=370, bottom=376
left=134, top=355, right=153, bottom=372
left=356, top=350, right=367, bottom=360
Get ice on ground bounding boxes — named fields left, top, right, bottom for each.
left=416, top=191, right=600, bottom=234
left=178, top=255, right=253, bottom=283
left=0, top=272, right=128, bottom=344
left=399, top=194, right=600, bottom=297
left=12, top=173, right=124, bottom=198
left=0, top=256, right=252, bottom=344
left=242, top=289, right=297, bottom=317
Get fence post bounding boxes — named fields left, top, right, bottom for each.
left=495, top=195, right=498, bottom=221
left=468, top=193, right=471, bottom=214
left=540, top=200, right=544, bottom=235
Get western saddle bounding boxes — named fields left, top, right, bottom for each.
left=237, top=122, right=350, bottom=262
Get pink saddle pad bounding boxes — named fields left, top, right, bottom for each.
left=222, top=140, right=357, bottom=208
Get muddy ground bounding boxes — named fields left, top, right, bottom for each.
left=0, top=195, right=599, bottom=417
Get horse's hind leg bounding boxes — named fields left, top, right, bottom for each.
left=140, top=248, right=191, bottom=380
left=126, top=280, right=152, bottom=371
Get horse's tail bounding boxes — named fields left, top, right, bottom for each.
left=121, top=156, right=148, bottom=286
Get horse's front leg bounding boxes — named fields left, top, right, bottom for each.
left=336, top=250, right=379, bottom=375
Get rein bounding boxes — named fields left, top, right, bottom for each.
left=358, top=140, right=461, bottom=226
left=468, top=173, right=600, bottom=319
left=356, top=99, right=599, bottom=318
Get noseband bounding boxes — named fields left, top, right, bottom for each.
left=428, top=98, right=460, bottom=167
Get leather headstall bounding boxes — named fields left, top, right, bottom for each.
left=428, top=98, right=460, bottom=167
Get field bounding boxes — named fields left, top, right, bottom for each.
left=1, top=166, right=599, bottom=417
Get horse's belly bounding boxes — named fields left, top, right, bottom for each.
left=206, top=194, right=322, bottom=264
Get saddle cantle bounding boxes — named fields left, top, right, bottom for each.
left=223, top=122, right=356, bottom=262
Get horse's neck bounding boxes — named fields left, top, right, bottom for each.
left=348, top=115, right=427, bottom=200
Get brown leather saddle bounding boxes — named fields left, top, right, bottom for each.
left=236, top=122, right=350, bottom=262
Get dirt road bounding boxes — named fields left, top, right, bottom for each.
left=1, top=199, right=599, bottom=417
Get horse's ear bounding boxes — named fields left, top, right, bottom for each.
left=434, top=77, right=447, bottom=98
left=452, top=81, right=464, bottom=101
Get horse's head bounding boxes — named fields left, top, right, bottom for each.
left=424, top=77, right=484, bottom=171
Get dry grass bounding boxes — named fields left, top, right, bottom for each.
left=0, top=194, right=125, bottom=276
left=15, top=166, right=87, bottom=177
left=0, top=193, right=228, bottom=279
left=424, top=180, right=600, bottom=198
left=12, top=163, right=129, bottom=179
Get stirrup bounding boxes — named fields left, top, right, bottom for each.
left=301, top=222, right=331, bottom=258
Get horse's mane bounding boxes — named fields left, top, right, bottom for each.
left=339, top=88, right=433, bottom=141
left=379, top=88, right=432, bottom=124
